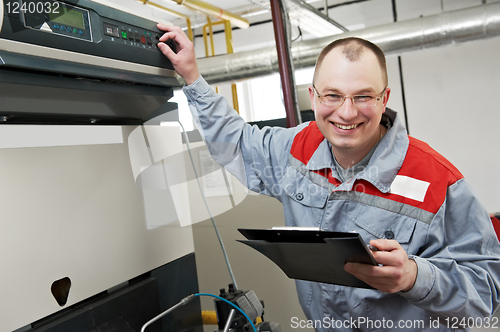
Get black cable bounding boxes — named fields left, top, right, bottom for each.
left=397, top=57, right=409, bottom=134
left=292, top=25, right=303, bottom=42
left=391, top=0, right=410, bottom=134
left=391, top=0, right=398, bottom=21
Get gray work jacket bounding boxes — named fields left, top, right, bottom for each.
left=183, top=76, right=500, bottom=331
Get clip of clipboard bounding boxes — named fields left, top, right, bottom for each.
left=237, top=228, right=377, bottom=289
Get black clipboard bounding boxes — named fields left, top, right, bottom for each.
left=237, top=228, right=377, bottom=289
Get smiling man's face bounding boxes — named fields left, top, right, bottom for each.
left=309, top=46, right=390, bottom=165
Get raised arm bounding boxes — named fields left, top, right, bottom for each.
left=155, top=24, right=298, bottom=199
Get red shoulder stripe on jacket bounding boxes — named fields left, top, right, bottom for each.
left=290, top=122, right=325, bottom=165
left=353, top=136, right=464, bottom=214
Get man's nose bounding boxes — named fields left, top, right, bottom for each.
left=336, top=97, right=357, bottom=119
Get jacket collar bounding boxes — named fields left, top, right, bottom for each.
left=305, top=109, right=409, bottom=193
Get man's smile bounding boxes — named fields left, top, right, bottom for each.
left=332, top=122, right=361, bottom=130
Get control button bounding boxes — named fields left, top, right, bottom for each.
left=121, top=31, right=127, bottom=39
left=128, top=33, right=134, bottom=41
left=53, top=24, right=59, bottom=29
left=146, top=36, right=153, bottom=45
left=103, top=22, right=120, bottom=38
left=133, top=32, right=141, bottom=42
left=384, top=231, right=395, bottom=239
left=78, top=30, right=83, bottom=35
left=140, top=36, right=146, bottom=44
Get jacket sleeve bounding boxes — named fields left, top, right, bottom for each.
left=401, top=178, right=500, bottom=321
left=182, top=75, right=301, bottom=199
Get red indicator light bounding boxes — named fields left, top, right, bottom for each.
left=140, top=36, right=146, bottom=44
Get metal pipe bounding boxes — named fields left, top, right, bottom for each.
left=141, top=294, right=195, bottom=332
left=198, top=2, right=500, bottom=84
left=282, top=1, right=302, bottom=125
left=170, top=0, right=250, bottom=29
left=223, top=309, right=236, bottom=332
left=270, top=0, right=298, bottom=127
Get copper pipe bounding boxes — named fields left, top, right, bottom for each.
left=202, top=18, right=219, bottom=57
left=201, top=311, right=218, bottom=325
left=201, top=19, right=240, bottom=113
left=224, top=20, right=240, bottom=114
left=270, top=0, right=298, bottom=128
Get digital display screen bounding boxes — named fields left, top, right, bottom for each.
left=49, top=5, right=85, bottom=30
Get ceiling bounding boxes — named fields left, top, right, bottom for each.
left=97, top=0, right=494, bottom=35
left=94, top=0, right=496, bottom=54
left=98, top=0, right=354, bottom=32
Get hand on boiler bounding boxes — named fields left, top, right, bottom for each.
left=156, top=23, right=200, bottom=85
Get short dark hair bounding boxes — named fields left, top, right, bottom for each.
left=313, top=37, right=388, bottom=86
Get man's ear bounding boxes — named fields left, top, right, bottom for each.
left=383, top=87, right=391, bottom=108
left=308, top=85, right=316, bottom=112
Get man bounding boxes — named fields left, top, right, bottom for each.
left=157, top=24, right=500, bottom=331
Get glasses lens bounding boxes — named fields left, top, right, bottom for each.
left=353, top=95, right=378, bottom=107
left=323, top=94, right=344, bottom=106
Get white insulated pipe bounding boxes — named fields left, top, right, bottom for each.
left=198, top=2, right=500, bottom=84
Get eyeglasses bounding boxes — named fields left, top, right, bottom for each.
left=312, top=85, right=387, bottom=108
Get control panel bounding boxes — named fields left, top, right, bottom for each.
left=0, top=0, right=178, bottom=87
left=101, top=19, right=162, bottom=51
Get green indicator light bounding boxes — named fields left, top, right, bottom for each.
left=121, top=31, right=127, bottom=39
left=73, top=28, right=77, bottom=33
